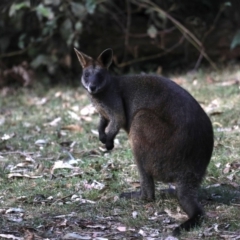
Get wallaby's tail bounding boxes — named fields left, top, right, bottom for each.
left=172, top=181, right=204, bottom=236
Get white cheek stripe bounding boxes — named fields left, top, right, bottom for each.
left=81, top=76, right=92, bottom=93
left=87, top=86, right=92, bottom=93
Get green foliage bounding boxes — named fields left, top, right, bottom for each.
left=230, top=30, right=240, bottom=50
left=0, top=0, right=98, bottom=84
left=0, top=0, right=240, bottom=85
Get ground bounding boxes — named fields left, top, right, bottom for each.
left=0, top=66, right=240, bottom=239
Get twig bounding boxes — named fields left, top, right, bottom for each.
left=0, top=151, right=35, bottom=155
left=0, top=48, right=30, bottom=59
left=123, top=0, right=131, bottom=60
left=131, top=0, right=218, bottom=70
left=0, top=34, right=51, bottom=59
left=101, top=4, right=125, bottom=32
left=194, top=4, right=225, bottom=70
left=51, top=193, right=75, bottom=205
left=116, top=36, right=184, bottom=67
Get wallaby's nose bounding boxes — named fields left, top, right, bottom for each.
left=89, top=85, right=97, bottom=93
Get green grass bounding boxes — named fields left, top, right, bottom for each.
left=0, top=66, right=240, bottom=239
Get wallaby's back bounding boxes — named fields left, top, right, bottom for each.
left=74, top=48, right=214, bottom=236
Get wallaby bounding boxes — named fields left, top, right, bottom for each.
left=74, top=48, right=214, bottom=236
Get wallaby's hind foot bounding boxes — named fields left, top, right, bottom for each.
left=120, top=190, right=155, bottom=201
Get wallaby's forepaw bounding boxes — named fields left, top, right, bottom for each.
left=106, top=140, right=114, bottom=150
left=99, top=133, right=107, bottom=144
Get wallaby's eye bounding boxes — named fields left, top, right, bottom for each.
left=84, top=72, right=89, bottom=78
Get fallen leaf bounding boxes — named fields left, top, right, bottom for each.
left=164, top=207, right=187, bottom=220
left=0, top=234, right=24, bottom=240
left=216, top=79, right=239, bottom=86
left=6, top=208, right=25, bottom=213
left=132, top=211, right=138, bottom=219
left=61, top=124, right=83, bottom=132
left=47, top=117, right=61, bottom=126
left=35, top=139, right=48, bottom=146
left=62, top=233, right=91, bottom=239
left=86, top=224, right=107, bottom=230
left=117, top=226, right=127, bottom=232
left=138, top=229, right=147, bottom=236
left=1, top=133, right=15, bottom=141
left=51, top=160, right=80, bottom=174
left=80, top=104, right=96, bottom=116
left=8, top=173, right=43, bottom=179
left=68, top=110, right=81, bottom=121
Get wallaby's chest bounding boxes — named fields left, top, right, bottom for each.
left=91, top=97, right=110, bottom=120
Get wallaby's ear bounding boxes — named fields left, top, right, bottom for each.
left=97, top=48, right=113, bottom=69
left=74, top=48, right=92, bottom=68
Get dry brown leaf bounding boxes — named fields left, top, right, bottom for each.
left=172, top=77, right=186, bottom=85
left=164, top=207, right=187, bottom=220
left=231, top=161, right=240, bottom=169
left=81, top=116, right=93, bottom=122
left=83, top=180, right=105, bottom=190
left=23, top=230, right=34, bottom=240
left=130, top=181, right=141, bottom=188
left=223, top=163, right=231, bottom=174
left=206, top=76, right=216, bottom=84
left=61, top=124, right=83, bottom=132
left=216, top=79, right=239, bottom=86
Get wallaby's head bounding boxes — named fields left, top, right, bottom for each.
left=74, top=48, right=113, bottom=94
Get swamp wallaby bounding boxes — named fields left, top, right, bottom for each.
left=74, top=48, right=214, bottom=236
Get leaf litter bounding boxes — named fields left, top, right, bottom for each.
left=0, top=67, right=240, bottom=239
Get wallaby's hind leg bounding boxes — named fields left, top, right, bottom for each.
left=173, top=181, right=204, bottom=236
left=120, top=110, right=159, bottom=201
left=120, top=170, right=155, bottom=201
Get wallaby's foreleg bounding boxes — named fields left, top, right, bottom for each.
left=98, top=115, right=108, bottom=144
left=98, top=116, right=121, bottom=150
left=173, top=182, right=204, bottom=236
left=104, top=120, right=121, bottom=150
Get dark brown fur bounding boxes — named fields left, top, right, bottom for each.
left=74, top=48, right=214, bottom=236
